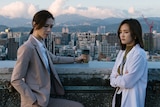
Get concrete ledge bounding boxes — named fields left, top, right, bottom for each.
left=0, top=61, right=160, bottom=107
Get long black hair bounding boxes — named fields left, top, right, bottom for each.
left=117, top=18, right=144, bottom=50
left=29, top=10, right=54, bottom=34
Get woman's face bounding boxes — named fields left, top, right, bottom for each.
left=119, top=23, right=135, bottom=46
left=34, top=18, right=54, bottom=40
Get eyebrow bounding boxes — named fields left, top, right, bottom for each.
left=45, top=23, right=53, bottom=25
left=120, top=29, right=130, bottom=31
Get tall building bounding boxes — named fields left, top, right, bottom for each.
left=98, top=40, right=119, bottom=61
left=153, top=33, right=160, bottom=53
left=143, top=33, right=154, bottom=53
left=0, top=32, right=7, bottom=47
left=7, top=38, right=19, bottom=60
left=77, top=32, right=96, bottom=49
left=70, top=33, right=77, bottom=47
left=45, top=32, right=54, bottom=53
left=62, top=27, right=69, bottom=33
left=106, top=33, right=119, bottom=46
left=7, top=32, right=29, bottom=60
left=61, top=33, right=71, bottom=45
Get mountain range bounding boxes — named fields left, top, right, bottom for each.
left=0, top=14, right=160, bottom=33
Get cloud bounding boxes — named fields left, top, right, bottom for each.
left=0, top=1, right=38, bottom=19
left=127, top=7, right=143, bottom=18
left=48, top=0, right=65, bottom=16
left=76, top=7, right=116, bottom=19
left=48, top=0, right=127, bottom=19
left=0, top=0, right=157, bottom=19
left=128, top=7, right=135, bottom=14
left=79, top=7, right=120, bottom=19
left=47, top=0, right=139, bottom=19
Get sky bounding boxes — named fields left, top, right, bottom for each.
left=0, top=0, right=160, bottom=19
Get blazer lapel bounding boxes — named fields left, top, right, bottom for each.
left=46, top=51, right=63, bottom=86
left=46, top=50, right=64, bottom=95
left=29, top=36, right=47, bottom=69
left=30, top=35, right=60, bottom=80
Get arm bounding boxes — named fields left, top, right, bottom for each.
left=11, top=45, right=36, bottom=104
left=110, top=60, right=120, bottom=87
left=110, top=51, right=122, bottom=87
left=112, top=53, right=147, bottom=89
left=48, top=51, right=84, bottom=64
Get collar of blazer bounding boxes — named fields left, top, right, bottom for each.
left=29, top=35, right=48, bottom=70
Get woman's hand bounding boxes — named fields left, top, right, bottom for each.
left=74, top=55, right=88, bottom=63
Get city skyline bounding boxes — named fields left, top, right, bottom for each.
left=0, top=0, right=160, bottom=19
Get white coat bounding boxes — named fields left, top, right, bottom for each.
left=110, top=44, right=148, bottom=107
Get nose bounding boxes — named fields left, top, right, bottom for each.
left=47, top=26, right=52, bottom=32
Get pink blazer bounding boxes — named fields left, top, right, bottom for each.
left=11, top=35, right=75, bottom=107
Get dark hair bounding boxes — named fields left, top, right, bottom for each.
left=117, top=18, right=144, bottom=50
left=29, top=10, right=54, bottom=34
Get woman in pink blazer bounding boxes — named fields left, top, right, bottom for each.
left=11, top=10, right=85, bottom=107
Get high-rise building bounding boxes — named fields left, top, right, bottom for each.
left=62, top=27, right=69, bottom=33
left=7, top=38, right=19, bottom=60
left=7, top=31, right=29, bottom=60
left=45, top=32, right=54, bottom=53
left=106, top=33, right=119, bottom=46
left=61, top=33, right=71, bottom=45
left=143, top=33, right=154, bottom=52
left=153, top=33, right=160, bottom=52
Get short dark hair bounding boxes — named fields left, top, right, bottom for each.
left=117, top=18, right=144, bottom=50
left=30, top=10, right=54, bottom=34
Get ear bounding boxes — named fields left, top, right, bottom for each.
left=32, top=21, right=36, bottom=27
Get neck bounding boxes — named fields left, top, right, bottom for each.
left=32, top=33, right=43, bottom=41
left=125, top=45, right=134, bottom=52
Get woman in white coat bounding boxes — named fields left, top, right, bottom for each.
left=110, top=19, right=148, bottom=107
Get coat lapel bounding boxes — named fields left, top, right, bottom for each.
left=46, top=50, right=63, bottom=86
left=29, top=36, right=47, bottom=69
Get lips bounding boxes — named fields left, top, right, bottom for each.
left=121, top=39, right=125, bottom=41
left=45, top=34, right=49, bottom=36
